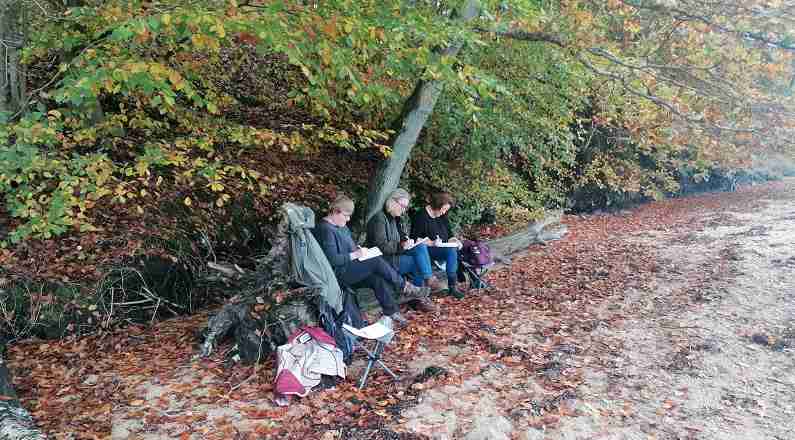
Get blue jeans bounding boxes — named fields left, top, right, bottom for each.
left=398, top=243, right=433, bottom=286
left=427, top=246, right=458, bottom=284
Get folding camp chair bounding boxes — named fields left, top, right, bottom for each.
left=459, top=259, right=493, bottom=290
left=432, top=259, right=492, bottom=290
left=342, top=317, right=399, bottom=390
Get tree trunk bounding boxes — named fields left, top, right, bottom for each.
left=0, top=0, right=25, bottom=116
left=0, top=347, right=46, bottom=440
left=365, top=0, right=481, bottom=223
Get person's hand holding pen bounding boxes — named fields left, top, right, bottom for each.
left=401, top=236, right=415, bottom=250
left=350, top=246, right=364, bottom=260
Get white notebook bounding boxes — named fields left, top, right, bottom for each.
left=404, top=237, right=429, bottom=250
left=357, top=247, right=383, bottom=261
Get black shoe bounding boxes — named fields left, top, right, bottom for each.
left=448, top=287, right=465, bottom=300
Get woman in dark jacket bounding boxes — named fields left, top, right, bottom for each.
left=314, top=194, right=431, bottom=326
left=410, top=191, right=464, bottom=299
left=366, top=189, right=440, bottom=295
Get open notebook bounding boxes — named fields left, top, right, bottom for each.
left=357, top=247, right=383, bottom=261
left=404, top=237, right=429, bottom=250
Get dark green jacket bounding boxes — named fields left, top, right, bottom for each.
left=366, top=209, right=407, bottom=269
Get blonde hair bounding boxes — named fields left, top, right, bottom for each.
left=330, top=194, right=355, bottom=214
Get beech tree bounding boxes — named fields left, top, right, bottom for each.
left=0, top=0, right=792, bottom=240
left=366, top=0, right=795, bottom=220
left=0, top=0, right=25, bottom=117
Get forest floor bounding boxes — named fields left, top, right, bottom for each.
left=6, top=179, right=795, bottom=440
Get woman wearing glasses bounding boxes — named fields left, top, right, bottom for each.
left=366, top=189, right=440, bottom=312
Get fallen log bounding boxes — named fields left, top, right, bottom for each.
left=0, top=343, right=46, bottom=440
left=486, top=210, right=567, bottom=263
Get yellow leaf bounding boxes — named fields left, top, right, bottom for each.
left=184, top=197, right=192, bottom=206
left=212, top=22, right=226, bottom=39
left=208, top=182, right=224, bottom=191
left=162, top=13, right=171, bottom=26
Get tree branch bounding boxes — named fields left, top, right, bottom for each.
left=576, top=53, right=755, bottom=134
left=474, top=27, right=565, bottom=47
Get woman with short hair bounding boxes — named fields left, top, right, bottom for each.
left=313, top=194, right=431, bottom=326
left=365, top=189, right=440, bottom=302
left=411, top=191, right=464, bottom=299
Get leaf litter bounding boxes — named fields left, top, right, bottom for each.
left=5, top=180, right=795, bottom=439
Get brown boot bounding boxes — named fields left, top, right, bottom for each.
left=412, top=297, right=437, bottom=313
left=388, top=312, right=409, bottom=328
left=403, top=282, right=431, bottom=300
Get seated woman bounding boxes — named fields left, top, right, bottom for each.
left=411, top=191, right=465, bottom=299
left=313, top=194, right=430, bottom=326
left=366, top=189, right=441, bottom=300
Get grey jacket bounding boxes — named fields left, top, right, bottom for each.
left=283, top=203, right=343, bottom=313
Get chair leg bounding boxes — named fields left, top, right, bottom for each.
left=357, top=341, right=398, bottom=390
left=359, top=358, right=375, bottom=390
left=375, top=359, right=398, bottom=379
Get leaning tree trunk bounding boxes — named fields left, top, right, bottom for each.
left=365, top=0, right=481, bottom=223
left=0, top=0, right=25, bottom=116
left=0, top=345, right=46, bottom=440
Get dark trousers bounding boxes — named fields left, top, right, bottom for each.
left=339, top=256, right=404, bottom=316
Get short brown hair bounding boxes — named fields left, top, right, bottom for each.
left=429, top=192, right=455, bottom=210
left=330, top=194, right=354, bottom=214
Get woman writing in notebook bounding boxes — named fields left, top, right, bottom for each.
left=410, top=191, right=465, bottom=299
left=366, top=188, right=441, bottom=298
left=314, top=194, right=432, bottom=326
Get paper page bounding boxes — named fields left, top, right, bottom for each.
left=343, top=322, right=392, bottom=340
left=357, top=247, right=382, bottom=261
left=436, top=242, right=460, bottom=248
left=404, top=237, right=429, bottom=250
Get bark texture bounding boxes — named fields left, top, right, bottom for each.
left=199, top=204, right=328, bottom=364
left=0, top=346, right=46, bottom=440
left=0, top=0, right=25, bottom=116
left=485, top=211, right=568, bottom=263
left=365, top=0, right=481, bottom=223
